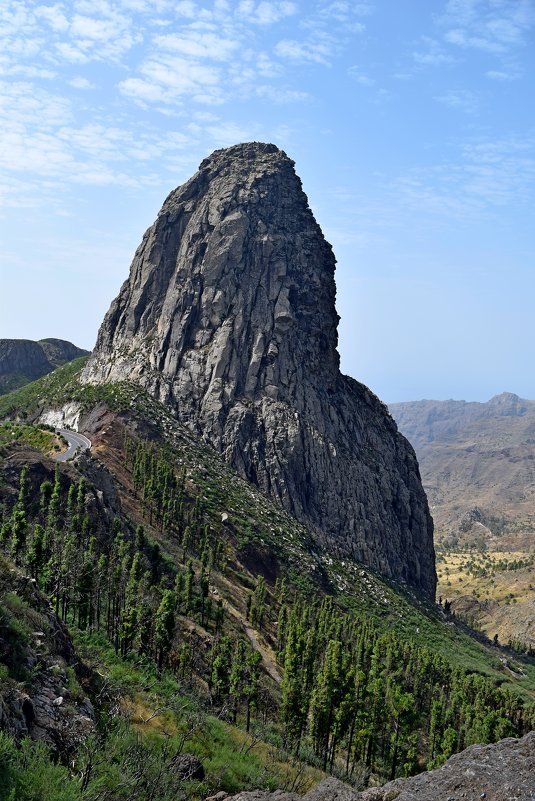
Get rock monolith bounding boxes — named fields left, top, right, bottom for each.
left=82, top=142, right=436, bottom=598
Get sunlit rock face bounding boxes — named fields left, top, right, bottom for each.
left=82, top=142, right=436, bottom=598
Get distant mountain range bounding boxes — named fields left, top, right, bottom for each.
left=0, top=338, right=89, bottom=395
left=390, top=393, right=535, bottom=548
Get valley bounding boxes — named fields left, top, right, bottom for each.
left=391, top=395, right=535, bottom=653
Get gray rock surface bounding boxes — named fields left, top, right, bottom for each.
left=82, top=142, right=436, bottom=598
left=168, top=753, right=205, bottom=780
left=0, top=338, right=89, bottom=394
left=0, top=567, right=95, bottom=753
left=354, top=731, right=535, bottom=801
left=223, top=731, right=535, bottom=801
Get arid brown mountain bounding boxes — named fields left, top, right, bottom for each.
left=0, top=338, right=89, bottom=395
left=390, top=394, right=535, bottom=646
left=81, top=141, right=436, bottom=598
left=389, top=393, right=535, bottom=547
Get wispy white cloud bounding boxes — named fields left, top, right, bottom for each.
left=440, top=0, right=535, bottom=55
left=347, top=65, right=392, bottom=104
left=348, top=67, right=375, bottom=86
left=434, top=88, right=480, bottom=113
left=256, top=51, right=283, bottom=77
left=113, top=2, right=331, bottom=110
left=274, top=37, right=334, bottom=65
left=485, top=67, right=521, bottom=81
left=1, top=64, right=57, bottom=79
left=205, top=119, right=261, bottom=147
left=0, top=79, right=196, bottom=205
left=172, top=0, right=297, bottom=26
left=278, top=1, right=369, bottom=66
left=310, top=0, right=371, bottom=30
left=394, top=136, right=535, bottom=218
left=153, top=31, right=239, bottom=61
left=413, top=36, right=457, bottom=66
left=1, top=0, right=142, bottom=70
left=236, top=1, right=297, bottom=26
left=119, top=53, right=224, bottom=106
left=68, top=76, right=95, bottom=89
left=256, top=84, right=311, bottom=103
left=1, top=0, right=369, bottom=126
left=35, top=4, right=70, bottom=33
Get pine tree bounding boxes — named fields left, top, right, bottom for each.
left=155, top=589, right=176, bottom=669
left=244, top=648, right=262, bottom=732
left=250, top=576, right=266, bottom=628
left=210, top=636, right=232, bottom=704
left=27, top=524, right=45, bottom=580
left=77, top=556, right=94, bottom=630
left=10, top=510, right=27, bottom=564
left=199, top=566, right=209, bottom=626
left=135, top=524, right=145, bottom=551
left=230, top=639, right=248, bottom=723
left=184, top=559, right=195, bottom=614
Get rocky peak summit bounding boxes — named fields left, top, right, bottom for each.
left=82, top=142, right=436, bottom=598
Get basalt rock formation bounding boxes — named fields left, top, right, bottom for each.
left=82, top=142, right=436, bottom=598
left=0, top=338, right=89, bottom=395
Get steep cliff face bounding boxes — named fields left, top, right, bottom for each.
left=82, top=142, right=436, bottom=598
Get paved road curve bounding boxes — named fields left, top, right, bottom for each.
left=55, top=429, right=91, bottom=462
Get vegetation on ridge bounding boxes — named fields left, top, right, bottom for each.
left=1, top=417, right=535, bottom=798
left=1, top=364, right=535, bottom=799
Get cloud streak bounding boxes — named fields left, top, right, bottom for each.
left=394, top=135, right=535, bottom=219
left=2, top=0, right=371, bottom=206
left=0, top=79, right=196, bottom=205
left=440, top=0, right=535, bottom=59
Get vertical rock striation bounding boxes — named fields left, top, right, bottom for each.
left=82, top=142, right=436, bottom=598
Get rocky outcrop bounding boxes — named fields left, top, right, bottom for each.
left=222, top=732, right=535, bottom=801
left=82, top=142, right=436, bottom=598
left=0, top=338, right=89, bottom=395
left=0, top=559, right=95, bottom=753
left=168, top=753, right=205, bottom=780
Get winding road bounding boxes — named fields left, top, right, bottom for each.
left=55, top=429, right=91, bottom=462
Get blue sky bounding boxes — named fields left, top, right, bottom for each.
left=1, top=0, right=534, bottom=403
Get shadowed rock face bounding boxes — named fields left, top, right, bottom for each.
left=0, top=338, right=89, bottom=394
left=82, top=142, right=436, bottom=598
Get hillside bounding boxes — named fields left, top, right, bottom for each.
left=389, top=393, right=535, bottom=548
left=390, top=394, right=535, bottom=648
left=225, top=732, right=535, bottom=801
left=0, top=338, right=89, bottom=395
left=0, top=363, right=534, bottom=801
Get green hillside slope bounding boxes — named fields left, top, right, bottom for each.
left=0, top=364, right=534, bottom=800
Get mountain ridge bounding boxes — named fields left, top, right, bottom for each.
left=0, top=338, right=89, bottom=395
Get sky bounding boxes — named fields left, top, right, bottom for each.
left=1, top=0, right=534, bottom=403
